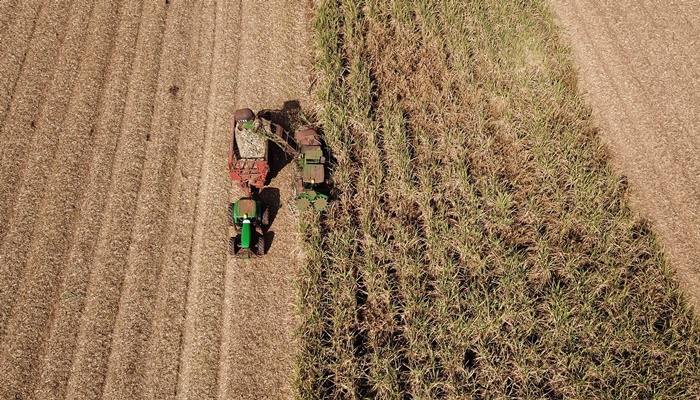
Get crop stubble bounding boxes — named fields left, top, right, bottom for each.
left=63, top=2, right=168, bottom=399
left=0, top=0, right=43, bottom=131
left=0, top=0, right=310, bottom=399
left=101, top=1, right=196, bottom=399
left=175, top=0, right=225, bottom=397
left=0, top=0, right=76, bottom=331
left=33, top=0, right=144, bottom=398
left=0, top=0, right=123, bottom=398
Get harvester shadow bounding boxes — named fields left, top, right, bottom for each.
left=280, top=99, right=305, bottom=129
left=267, top=141, right=292, bottom=183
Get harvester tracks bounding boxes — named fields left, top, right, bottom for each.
left=0, top=0, right=43, bottom=130
left=0, top=0, right=92, bottom=345
left=0, top=0, right=123, bottom=397
left=0, top=0, right=21, bottom=39
left=0, top=0, right=76, bottom=320
left=140, top=0, right=209, bottom=394
left=0, top=0, right=311, bottom=399
left=101, top=1, right=196, bottom=398
left=63, top=1, right=168, bottom=398
left=33, top=0, right=144, bottom=397
left=176, top=0, right=226, bottom=397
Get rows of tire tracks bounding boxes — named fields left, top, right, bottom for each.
left=0, top=0, right=310, bottom=398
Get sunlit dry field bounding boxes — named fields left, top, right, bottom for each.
left=2, top=0, right=700, bottom=399
left=0, top=1, right=310, bottom=398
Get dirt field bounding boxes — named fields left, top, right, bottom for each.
left=0, top=0, right=310, bottom=399
left=549, top=0, right=700, bottom=312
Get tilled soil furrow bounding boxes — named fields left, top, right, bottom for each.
left=0, top=0, right=74, bottom=240
left=0, top=0, right=122, bottom=398
left=214, top=1, right=243, bottom=395
left=0, top=0, right=43, bottom=128
left=0, top=0, right=20, bottom=39
left=63, top=3, right=168, bottom=399
left=600, top=1, right=700, bottom=156
left=141, top=1, right=209, bottom=398
left=31, top=1, right=144, bottom=398
left=176, top=1, right=228, bottom=397
left=0, top=0, right=92, bottom=342
left=100, top=2, right=195, bottom=399
left=218, top=0, right=310, bottom=398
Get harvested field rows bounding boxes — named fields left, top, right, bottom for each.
left=0, top=0, right=310, bottom=398
left=549, top=0, right=700, bottom=313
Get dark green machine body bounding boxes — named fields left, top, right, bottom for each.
left=294, top=144, right=330, bottom=211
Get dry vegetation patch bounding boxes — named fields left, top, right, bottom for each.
left=296, top=0, right=700, bottom=398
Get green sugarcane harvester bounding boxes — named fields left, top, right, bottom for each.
left=290, top=127, right=330, bottom=211
left=240, top=109, right=331, bottom=212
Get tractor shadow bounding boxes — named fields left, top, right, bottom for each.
left=258, top=187, right=280, bottom=252
left=263, top=100, right=305, bottom=183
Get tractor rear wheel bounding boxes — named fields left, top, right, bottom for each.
left=227, top=203, right=235, bottom=226
left=257, top=235, right=266, bottom=255
left=228, top=237, right=239, bottom=256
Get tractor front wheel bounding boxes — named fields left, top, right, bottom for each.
left=296, top=194, right=312, bottom=211
left=228, top=237, right=239, bottom=256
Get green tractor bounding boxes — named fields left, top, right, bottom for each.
left=227, top=197, right=270, bottom=258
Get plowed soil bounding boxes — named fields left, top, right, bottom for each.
left=549, top=1, right=700, bottom=313
left=0, top=0, right=311, bottom=398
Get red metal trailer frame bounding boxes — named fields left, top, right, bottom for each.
left=228, top=116, right=270, bottom=196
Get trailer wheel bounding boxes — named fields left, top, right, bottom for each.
left=227, top=203, right=235, bottom=226
left=257, top=235, right=266, bottom=255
